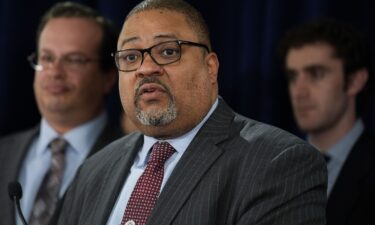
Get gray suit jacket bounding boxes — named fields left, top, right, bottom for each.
left=0, top=121, right=123, bottom=225
left=58, top=100, right=327, bottom=225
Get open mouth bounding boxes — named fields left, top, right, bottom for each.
left=139, top=83, right=166, bottom=95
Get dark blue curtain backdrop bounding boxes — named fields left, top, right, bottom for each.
left=1, top=0, right=374, bottom=137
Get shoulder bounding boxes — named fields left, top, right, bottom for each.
left=212, top=112, right=327, bottom=223
left=348, top=130, right=375, bottom=168
left=347, top=130, right=375, bottom=176
left=220, top=113, right=328, bottom=192
left=77, top=132, right=143, bottom=175
left=230, top=113, right=316, bottom=158
left=354, top=130, right=375, bottom=150
left=0, top=126, right=38, bottom=147
left=99, top=120, right=124, bottom=140
left=207, top=99, right=321, bottom=165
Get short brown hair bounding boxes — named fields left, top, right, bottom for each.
left=278, top=19, right=373, bottom=115
left=36, top=1, right=118, bottom=72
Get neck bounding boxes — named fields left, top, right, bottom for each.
left=44, top=109, right=104, bottom=134
left=309, top=116, right=357, bottom=152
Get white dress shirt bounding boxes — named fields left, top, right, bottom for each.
left=107, top=99, right=218, bottom=225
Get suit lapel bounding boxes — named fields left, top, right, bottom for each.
left=6, top=127, right=39, bottom=181
left=88, top=121, right=123, bottom=157
left=0, top=126, right=39, bottom=225
left=147, top=99, right=234, bottom=225
left=327, top=132, right=375, bottom=225
left=92, top=134, right=144, bottom=225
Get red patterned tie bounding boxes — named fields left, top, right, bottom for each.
left=121, top=142, right=175, bottom=225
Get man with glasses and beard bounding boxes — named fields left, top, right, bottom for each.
left=57, top=1, right=327, bottom=225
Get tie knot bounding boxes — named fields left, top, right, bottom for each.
left=323, top=154, right=331, bottom=163
left=149, top=142, right=175, bottom=165
left=49, top=138, right=68, bottom=154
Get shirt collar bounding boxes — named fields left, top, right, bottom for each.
left=36, top=119, right=59, bottom=155
left=326, top=119, right=364, bottom=163
left=137, top=98, right=219, bottom=166
left=36, top=112, right=108, bottom=156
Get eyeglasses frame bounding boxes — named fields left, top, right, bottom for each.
left=27, top=52, right=100, bottom=72
left=112, top=40, right=210, bottom=72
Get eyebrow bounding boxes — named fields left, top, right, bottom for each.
left=119, top=37, right=139, bottom=49
left=303, top=64, right=328, bottom=72
left=286, top=63, right=327, bottom=72
left=38, top=49, right=89, bottom=57
left=38, top=49, right=53, bottom=54
left=119, top=34, right=179, bottom=49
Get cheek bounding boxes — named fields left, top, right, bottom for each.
left=84, top=70, right=113, bottom=94
left=184, top=76, right=199, bottom=90
left=172, top=74, right=199, bottom=100
left=73, top=74, right=106, bottom=101
left=33, top=76, right=42, bottom=100
left=119, top=76, right=136, bottom=108
left=119, top=75, right=132, bottom=94
left=175, top=72, right=211, bottom=106
left=288, top=85, right=295, bottom=97
left=34, top=72, right=46, bottom=85
left=288, top=82, right=302, bottom=98
left=325, top=87, right=346, bottom=107
left=33, top=73, right=51, bottom=97
left=196, top=72, right=213, bottom=93
left=74, top=76, right=93, bottom=93
left=33, top=74, right=41, bottom=89
left=181, top=64, right=208, bottom=89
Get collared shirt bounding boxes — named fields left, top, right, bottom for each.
left=107, top=99, right=219, bottom=225
left=17, top=113, right=107, bottom=225
left=309, top=119, right=364, bottom=196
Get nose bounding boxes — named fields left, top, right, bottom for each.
left=42, top=58, right=65, bottom=78
left=135, top=53, right=163, bottom=78
left=290, top=74, right=309, bottom=99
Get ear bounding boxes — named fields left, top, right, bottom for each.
left=347, top=68, right=368, bottom=96
left=205, top=52, right=220, bottom=84
left=103, top=68, right=118, bottom=94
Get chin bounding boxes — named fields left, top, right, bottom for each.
left=139, top=124, right=174, bottom=139
left=44, top=100, right=69, bottom=110
left=298, top=122, right=319, bottom=133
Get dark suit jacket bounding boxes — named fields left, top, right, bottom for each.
left=58, top=100, right=327, bottom=225
left=326, top=131, right=375, bottom=225
left=0, top=120, right=123, bottom=225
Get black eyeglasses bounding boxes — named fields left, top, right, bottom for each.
left=112, top=40, right=210, bottom=72
left=27, top=52, right=98, bottom=72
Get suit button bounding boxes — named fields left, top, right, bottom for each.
left=125, top=220, right=136, bottom=225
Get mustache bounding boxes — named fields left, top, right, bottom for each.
left=134, top=76, right=173, bottom=100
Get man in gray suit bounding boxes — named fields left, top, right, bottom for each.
left=57, top=0, right=327, bottom=224
left=0, top=2, right=122, bottom=225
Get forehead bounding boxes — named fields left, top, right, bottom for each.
left=39, top=18, right=102, bottom=52
left=118, top=9, right=197, bottom=48
left=286, top=43, right=338, bottom=68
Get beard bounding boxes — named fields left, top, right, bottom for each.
left=134, top=77, right=177, bottom=126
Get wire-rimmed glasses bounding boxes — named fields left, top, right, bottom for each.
left=27, top=52, right=99, bottom=72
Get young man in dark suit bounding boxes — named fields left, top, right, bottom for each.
left=57, top=1, right=327, bottom=224
left=279, top=19, right=375, bottom=225
left=0, top=2, right=122, bottom=225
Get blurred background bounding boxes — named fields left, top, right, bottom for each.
left=1, top=0, right=374, bottom=137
